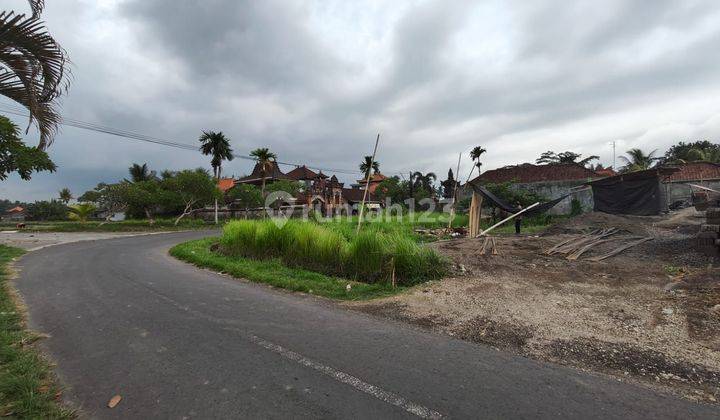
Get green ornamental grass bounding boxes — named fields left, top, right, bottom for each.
left=219, top=219, right=447, bottom=286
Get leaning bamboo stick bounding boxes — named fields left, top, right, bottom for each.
left=478, top=202, right=540, bottom=236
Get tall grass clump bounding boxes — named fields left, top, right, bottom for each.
left=220, top=219, right=447, bottom=285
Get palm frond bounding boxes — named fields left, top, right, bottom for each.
left=0, top=11, right=70, bottom=148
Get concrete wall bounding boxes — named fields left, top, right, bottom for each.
left=664, top=180, right=720, bottom=205
left=511, top=180, right=594, bottom=215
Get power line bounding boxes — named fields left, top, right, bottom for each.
left=0, top=104, right=399, bottom=176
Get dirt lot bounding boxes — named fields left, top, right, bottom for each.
left=347, top=209, right=720, bottom=403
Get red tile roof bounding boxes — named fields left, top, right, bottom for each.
left=664, top=162, right=720, bottom=182
left=5, top=206, right=24, bottom=214
left=217, top=178, right=235, bottom=192
left=471, top=163, right=600, bottom=184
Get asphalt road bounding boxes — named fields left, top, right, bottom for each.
left=13, top=231, right=720, bottom=419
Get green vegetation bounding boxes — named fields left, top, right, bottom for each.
left=0, top=245, right=72, bottom=418
left=220, top=220, right=447, bottom=286
left=0, top=116, right=56, bottom=181
left=170, top=238, right=399, bottom=300
left=67, top=203, right=97, bottom=222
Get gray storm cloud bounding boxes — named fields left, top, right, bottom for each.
left=2, top=0, right=720, bottom=201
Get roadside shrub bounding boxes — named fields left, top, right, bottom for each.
left=220, top=220, right=447, bottom=285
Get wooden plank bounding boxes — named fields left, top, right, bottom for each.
left=587, top=237, right=653, bottom=262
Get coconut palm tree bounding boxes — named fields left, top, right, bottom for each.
left=412, top=171, right=437, bottom=194
left=199, top=131, right=234, bottom=224
left=249, top=147, right=277, bottom=201
left=359, top=155, right=380, bottom=179
left=58, top=187, right=72, bottom=204
left=127, top=163, right=156, bottom=183
left=0, top=0, right=71, bottom=149
left=68, top=202, right=96, bottom=222
left=619, top=148, right=658, bottom=172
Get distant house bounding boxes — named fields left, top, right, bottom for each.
left=662, top=162, right=720, bottom=205
left=3, top=206, right=27, bottom=222
left=468, top=163, right=604, bottom=215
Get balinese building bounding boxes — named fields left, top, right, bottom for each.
left=235, top=161, right=295, bottom=186
left=226, top=162, right=379, bottom=215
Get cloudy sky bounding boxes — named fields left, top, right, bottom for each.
left=3, top=0, right=720, bottom=201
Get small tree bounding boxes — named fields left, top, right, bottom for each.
left=81, top=183, right=130, bottom=224
left=162, top=169, right=219, bottom=225
left=68, top=203, right=96, bottom=222
left=0, top=116, right=56, bottom=180
left=123, top=180, right=164, bottom=223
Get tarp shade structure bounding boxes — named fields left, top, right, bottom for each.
left=467, top=182, right=569, bottom=217
left=586, top=168, right=677, bottom=216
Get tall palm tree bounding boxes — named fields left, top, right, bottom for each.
left=199, top=131, right=234, bottom=224
left=58, top=187, right=72, bottom=204
left=412, top=171, right=437, bottom=194
left=359, top=155, right=380, bottom=179
left=0, top=0, right=71, bottom=149
left=249, top=147, right=277, bottom=201
left=466, top=145, right=487, bottom=182
left=619, top=148, right=658, bottom=172
left=127, top=163, right=156, bottom=183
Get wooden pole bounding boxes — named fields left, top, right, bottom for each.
left=478, top=202, right=539, bottom=236
left=468, top=192, right=483, bottom=237
left=357, top=133, right=380, bottom=234
left=448, top=153, right=462, bottom=229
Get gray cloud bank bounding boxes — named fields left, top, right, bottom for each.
left=2, top=0, right=720, bottom=201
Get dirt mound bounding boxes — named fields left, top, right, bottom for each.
left=544, top=212, right=653, bottom=236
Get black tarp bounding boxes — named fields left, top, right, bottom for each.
left=467, top=183, right=569, bottom=217
left=587, top=169, right=675, bottom=215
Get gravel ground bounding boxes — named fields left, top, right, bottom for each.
left=347, top=211, right=720, bottom=404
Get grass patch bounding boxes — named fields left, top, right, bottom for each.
left=220, top=220, right=447, bottom=285
left=170, top=238, right=401, bottom=300
left=0, top=245, right=73, bottom=418
left=0, top=218, right=213, bottom=233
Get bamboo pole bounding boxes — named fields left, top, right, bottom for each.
left=356, top=133, right=380, bottom=234
left=478, top=202, right=540, bottom=236
left=448, top=153, right=462, bottom=229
